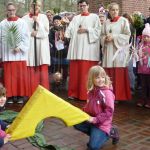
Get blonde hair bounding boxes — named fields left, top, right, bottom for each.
left=87, top=66, right=112, bottom=91
left=108, top=2, right=119, bottom=11
left=46, top=10, right=54, bottom=15
left=6, top=2, right=16, bottom=9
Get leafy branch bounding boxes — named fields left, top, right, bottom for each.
left=3, top=23, right=21, bottom=49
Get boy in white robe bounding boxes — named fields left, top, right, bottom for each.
left=65, top=0, right=101, bottom=100
left=0, top=2, right=29, bottom=103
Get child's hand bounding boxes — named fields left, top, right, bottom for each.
left=4, top=134, right=11, bottom=144
left=6, top=125, right=10, bottom=129
left=88, top=117, right=94, bottom=123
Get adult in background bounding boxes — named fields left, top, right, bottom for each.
left=0, top=2, right=29, bottom=103
left=101, top=2, right=131, bottom=101
left=22, top=0, right=50, bottom=96
left=65, top=0, right=101, bottom=100
left=99, top=13, right=106, bottom=64
left=123, top=13, right=136, bottom=92
left=49, top=15, right=69, bottom=90
left=144, top=7, right=150, bottom=24
left=46, top=10, right=54, bottom=29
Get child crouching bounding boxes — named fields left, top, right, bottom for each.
left=74, top=66, right=115, bottom=150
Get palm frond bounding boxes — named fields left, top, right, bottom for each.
left=2, top=23, right=22, bottom=49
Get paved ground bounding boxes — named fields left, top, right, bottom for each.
left=1, top=89, right=150, bottom=150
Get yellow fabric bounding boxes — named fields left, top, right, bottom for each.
left=6, top=85, right=90, bottom=141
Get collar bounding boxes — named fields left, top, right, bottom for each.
left=29, top=13, right=39, bottom=18
left=7, top=16, right=19, bottom=21
left=111, top=16, right=120, bottom=22
left=81, top=12, right=90, bottom=16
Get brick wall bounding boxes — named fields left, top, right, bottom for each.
left=89, top=0, right=150, bottom=17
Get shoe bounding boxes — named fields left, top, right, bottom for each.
left=7, top=99, right=14, bottom=104
left=145, top=104, right=150, bottom=108
left=136, top=99, right=145, bottom=107
left=17, top=97, right=24, bottom=104
left=112, top=138, right=119, bottom=145
left=137, top=103, right=143, bottom=107
left=68, top=96, right=75, bottom=100
left=110, top=125, right=120, bottom=145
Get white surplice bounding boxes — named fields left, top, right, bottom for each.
left=65, top=13, right=101, bottom=61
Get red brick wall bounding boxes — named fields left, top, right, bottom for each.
left=89, top=0, right=150, bottom=17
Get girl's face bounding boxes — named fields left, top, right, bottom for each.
left=109, top=5, right=119, bottom=18
left=143, top=35, right=150, bottom=43
left=94, top=73, right=105, bottom=87
left=0, top=96, right=6, bottom=107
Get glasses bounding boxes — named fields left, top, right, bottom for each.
left=79, top=5, right=87, bottom=8
left=7, top=9, right=16, bottom=12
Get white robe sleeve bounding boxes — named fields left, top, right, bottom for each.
left=87, top=15, right=101, bottom=44
left=65, top=17, right=76, bottom=39
left=17, top=20, right=30, bottom=53
left=112, top=19, right=131, bottom=48
left=36, top=15, right=49, bottom=39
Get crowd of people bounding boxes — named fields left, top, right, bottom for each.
left=0, top=0, right=149, bottom=149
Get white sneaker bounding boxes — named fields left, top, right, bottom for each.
left=7, top=99, right=14, bottom=104
left=68, top=96, right=75, bottom=100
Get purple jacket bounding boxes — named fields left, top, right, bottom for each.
left=83, top=86, right=115, bottom=134
left=138, top=43, right=150, bottom=74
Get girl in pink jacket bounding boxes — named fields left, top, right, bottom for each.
left=74, top=65, right=115, bottom=150
left=137, top=23, right=150, bottom=108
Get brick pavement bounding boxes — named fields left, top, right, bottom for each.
left=1, top=90, right=150, bottom=150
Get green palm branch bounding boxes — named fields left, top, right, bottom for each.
left=3, top=23, right=21, bottom=49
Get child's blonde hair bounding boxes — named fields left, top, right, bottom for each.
left=0, top=83, right=6, bottom=97
left=87, top=65, right=112, bottom=91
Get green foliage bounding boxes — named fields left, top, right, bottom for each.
left=132, top=14, right=144, bottom=29
left=3, top=23, right=21, bottom=49
left=53, top=8, right=61, bottom=14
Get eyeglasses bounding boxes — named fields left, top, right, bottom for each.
left=7, top=9, right=16, bottom=12
left=79, top=5, right=87, bottom=8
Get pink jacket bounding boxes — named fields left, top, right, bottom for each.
left=138, top=43, right=150, bottom=74
left=83, top=86, right=115, bottom=135
left=0, top=126, right=6, bottom=138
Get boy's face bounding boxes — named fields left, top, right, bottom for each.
left=0, top=96, right=6, bottom=107
left=99, top=15, right=106, bottom=24
left=53, top=19, right=61, bottom=27
left=78, top=2, right=89, bottom=13
left=7, top=5, right=16, bottom=18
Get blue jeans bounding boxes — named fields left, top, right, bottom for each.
left=74, top=121, right=109, bottom=150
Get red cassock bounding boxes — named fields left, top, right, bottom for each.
left=27, top=65, right=49, bottom=97
left=68, top=60, right=98, bottom=100
left=104, top=68, right=131, bottom=101
left=3, top=61, right=28, bottom=97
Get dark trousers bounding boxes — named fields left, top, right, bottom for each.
left=74, top=121, right=109, bottom=150
left=139, top=74, right=150, bottom=102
